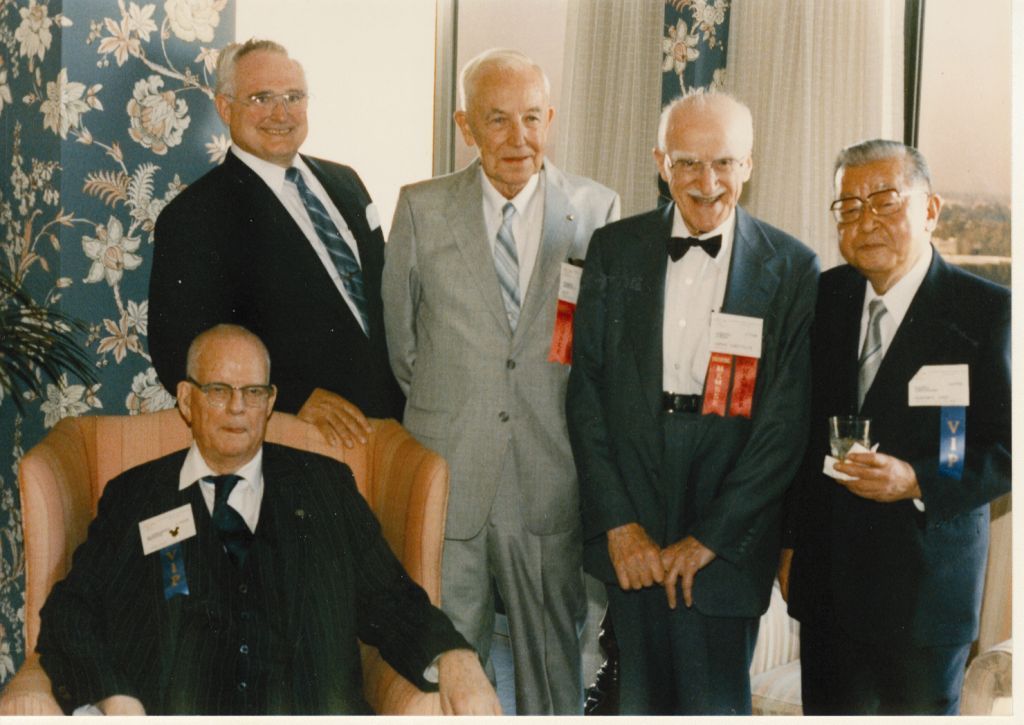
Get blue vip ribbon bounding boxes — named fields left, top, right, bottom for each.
left=161, top=542, right=189, bottom=600
left=938, top=406, right=966, bottom=479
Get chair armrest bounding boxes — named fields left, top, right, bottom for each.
left=0, top=652, right=62, bottom=715
left=960, top=638, right=1012, bottom=715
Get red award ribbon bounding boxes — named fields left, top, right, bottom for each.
left=547, top=299, right=576, bottom=364
left=702, top=353, right=733, bottom=416
left=727, top=356, right=758, bottom=419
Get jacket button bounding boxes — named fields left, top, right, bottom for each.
left=506, top=359, right=516, bottom=369
left=498, top=411, right=510, bottom=422
left=238, top=583, right=248, bottom=594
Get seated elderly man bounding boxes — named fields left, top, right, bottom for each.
left=36, top=324, right=500, bottom=716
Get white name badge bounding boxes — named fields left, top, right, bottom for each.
left=139, top=504, right=196, bottom=555
left=908, top=364, right=970, bottom=407
left=709, top=312, right=763, bottom=359
left=558, top=263, right=583, bottom=304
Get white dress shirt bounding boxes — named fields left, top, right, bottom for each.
left=178, top=443, right=265, bottom=532
left=480, top=167, right=545, bottom=299
left=231, top=145, right=368, bottom=335
left=662, top=208, right=737, bottom=394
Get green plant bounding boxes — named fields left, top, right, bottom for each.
left=0, top=272, right=96, bottom=414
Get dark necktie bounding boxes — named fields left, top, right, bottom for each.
left=207, top=474, right=253, bottom=568
left=667, top=234, right=722, bottom=261
left=285, top=166, right=371, bottom=335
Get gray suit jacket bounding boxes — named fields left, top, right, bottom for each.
left=567, top=204, right=819, bottom=617
left=383, top=160, right=620, bottom=539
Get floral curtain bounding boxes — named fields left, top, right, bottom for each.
left=660, top=0, right=730, bottom=103
left=0, top=0, right=234, bottom=683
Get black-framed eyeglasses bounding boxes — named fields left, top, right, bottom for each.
left=668, top=157, right=744, bottom=176
left=186, top=377, right=275, bottom=408
left=829, top=188, right=924, bottom=225
left=226, top=91, right=308, bottom=111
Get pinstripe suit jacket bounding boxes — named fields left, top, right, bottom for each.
left=37, top=444, right=467, bottom=714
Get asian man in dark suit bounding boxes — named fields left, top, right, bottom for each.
left=36, top=324, right=500, bottom=716
left=566, top=90, right=818, bottom=714
left=780, top=139, right=1011, bottom=715
left=150, top=39, right=401, bottom=449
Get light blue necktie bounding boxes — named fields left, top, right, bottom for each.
left=286, top=166, right=370, bottom=335
left=857, top=298, right=888, bottom=409
left=494, top=202, right=521, bottom=330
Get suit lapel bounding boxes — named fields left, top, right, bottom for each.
left=259, top=446, right=309, bottom=644
left=514, top=164, right=577, bottom=343
left=861, top=252, right=959, bottom=414
left=627, top=206, right=673, bottom=419
left=447, top=162, right=513, bottom=332
left=721, top=207, right=781, bottom=319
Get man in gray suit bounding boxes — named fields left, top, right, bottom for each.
left=566, top=90, right=818, bottom=714
left=382, top=48, right=620, bottom=714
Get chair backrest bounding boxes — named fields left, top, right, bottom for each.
left=18, top=408, right=447, bottom=656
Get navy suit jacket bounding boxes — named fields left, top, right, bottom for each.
left=149, top=151, right=404, bottom=418
left=567, top=204, right=819, bottom=617
left=37, top=444, right=467, bottom=714
left=786, top=251, right=1011, bottom=646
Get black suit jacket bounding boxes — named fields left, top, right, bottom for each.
left=149, top=151, right=404, bottom=417
left=567, top=205, right=819, bottom=617
left=786, top=251, right=1011, bottom=646
left=37, top=444, right=467, bottom=714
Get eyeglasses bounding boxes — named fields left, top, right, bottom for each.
left=829, top=188, right=924, bottom=224
left=227, top=91, right=308, bottom=111
left=186, top=377, right=275, bottom=408
left=669, top=157, right=745, bottom=177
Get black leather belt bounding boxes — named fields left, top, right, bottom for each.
left=662, top=392, right=702, bottom=414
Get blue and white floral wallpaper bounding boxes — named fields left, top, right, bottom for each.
left=0, top=0, right=234, bottom=683
left=661, top=0, right=730, bottom=101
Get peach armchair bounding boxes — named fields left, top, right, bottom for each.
left=0, top=408, right=449, bottom=715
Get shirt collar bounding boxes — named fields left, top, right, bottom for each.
left=670, top=205, right=736, bottom=261
left=480, top=165, right=542, bottom=217
left=231, top=143, right=309, bottom=194
left=862, top=243, right=933, bottom=329
left=179, top=442, right=264, bottom=493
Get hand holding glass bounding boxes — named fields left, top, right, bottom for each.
left=828, top=416, right=871, bottom=460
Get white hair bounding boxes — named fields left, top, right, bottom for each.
left=458, top=48, right=550, bottom=110
left=656, top=88, right=753, bottom=154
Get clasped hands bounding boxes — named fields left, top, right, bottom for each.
left=607, top=523, right=716, bottom=609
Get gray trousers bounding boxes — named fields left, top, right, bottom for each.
left=440, top=456, right=586, bottom=715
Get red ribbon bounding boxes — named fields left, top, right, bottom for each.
left=547, top=299, right=576, bottom=365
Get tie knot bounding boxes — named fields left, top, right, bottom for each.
left=206, top=474, right=242, bottom=505
left=868, top=298, right=887, bottom=318
left=285, top=166, right=303, bottom=186
left=502, top=202, right=516, bottom=222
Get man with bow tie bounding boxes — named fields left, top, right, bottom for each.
left=566, top=89, right=819, bottom=714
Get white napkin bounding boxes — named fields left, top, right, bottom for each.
left=823, top=442, right=879, bottom=480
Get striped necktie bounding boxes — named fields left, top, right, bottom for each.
left=207, top=474, right=253, bottom=568
left=494, top=202, right=521, bottom=330
left=857, top=298, right=888, bottom=410
left=285, top=166, right=370, bottom=335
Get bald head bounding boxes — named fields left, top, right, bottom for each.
left=186, top=324, right=271, bottom=384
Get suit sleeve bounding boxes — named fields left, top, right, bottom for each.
left=381, top=189, right=420, bottom=396
left=36, top=474, right=147, bottom=713
left=913, top=287, right=1011, bottom=522
left=690, top=251, right=820, bottom=564
left=327, top=463, right=469, bottom=688
left=149, top=196, right=238, bottom=393
left=566, top=230, right=641, bottom=539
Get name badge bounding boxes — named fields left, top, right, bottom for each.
left=908, top=364, right=970, bottom=407
left=709, top=312, right=763, bottom=359
left=547, top=263, right=584, bottom=366
left=139, top=504, right=196, bottom=556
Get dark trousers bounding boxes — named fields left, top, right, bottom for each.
left=606, top=584, right=758, bottom=715
left=801, top=621, right=971, bottom=715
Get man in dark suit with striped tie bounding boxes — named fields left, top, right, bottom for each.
left=150, top=38, right=401, bottom=449
left=36, top=325, right=501, bottom=715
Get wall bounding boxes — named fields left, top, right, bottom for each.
left=0, top=0, right=234, bottom=683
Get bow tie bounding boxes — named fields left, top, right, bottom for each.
left=667, top=235, right=722, bottom=261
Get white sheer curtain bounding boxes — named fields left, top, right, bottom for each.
left=557, top=0, right=665, bottom=216
left=726, top=0, right=904, bottom=270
